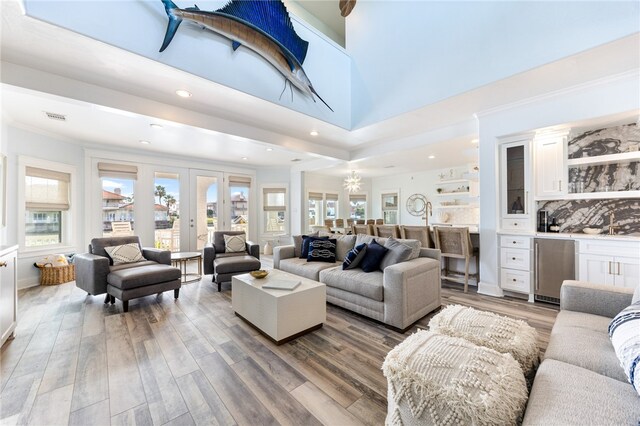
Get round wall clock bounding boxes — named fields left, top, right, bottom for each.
left=406, top=194, right=428, bottom=217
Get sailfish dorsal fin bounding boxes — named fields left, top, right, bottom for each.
left=216, top=0, right=309, bottom=65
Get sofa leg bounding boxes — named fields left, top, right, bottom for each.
left=218, top=282, right=221, bottom=292
left=122, top=300, right=129, bottom=312
left=104, top=294, right=110, bottom=304
left=174, top=289, right=180, bottom=299
left=111, top=295, right=115, bottom=304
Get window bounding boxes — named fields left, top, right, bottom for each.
left=24, top=165, right=70, bottom=248
left=325, top=193, right=338, bottom=220
left=229, top=175, right=251, bottom=235
left=349, top=194, right=367, bottom=220
left=381, top=192, right=399, bottom=224
left=263, top=187, right=286, bottom=233
left=308, top=192, right=323, bottom=228
left=154, top=172, right=180, bottom=251
left=99, top=162, right=137, bottom=237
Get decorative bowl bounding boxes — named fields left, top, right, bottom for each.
left=250, top=270, right=269, bottom=279
left=583, top=228, right=601, bottom=235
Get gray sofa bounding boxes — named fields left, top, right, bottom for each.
left=274, top=234, right=442, bottom=331
left=522, top=280, right=640, bottom=425
left=75, top=236, right=181, bottom=312
left=203, top=231, right=261, bottom=291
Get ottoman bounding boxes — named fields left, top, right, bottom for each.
left=107, top=264, right=181, bottom=312
left=383, top=331, right=527, bottom=425
left=213, top=255, right=261, bottom=291
left=429, top=305, right=539, bottom=377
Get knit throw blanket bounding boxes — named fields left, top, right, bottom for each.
left=382, top=331, right=527, bottom=426
left=429, top=305, right=540, bottom=376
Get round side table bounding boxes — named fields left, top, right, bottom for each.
left=170, top=252, right=202, bottom=283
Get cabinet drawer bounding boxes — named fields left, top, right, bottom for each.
left=501, top=248, right=531, bottom=271
left=577, top=239, right=640, bottom=256
left=501, top=218, right=528, bottom=231
left=501, top=268, right=530, bottom=293
left=500, top=235, right=531, bottom=249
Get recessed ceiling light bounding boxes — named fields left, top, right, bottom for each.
left=428, top=155, right=435, bottom=159
left=140, top=140, right=151, bottom=145
left=241, top=157, right=248, bottom=160
left=175, top=89, right=192, bottom=98
left=150, top=124, right=163, bottom=129
left=471, top=139, right=479, bottom=144
left=266, top=148, right=273, bottom=152
left=310, top=130, right=319, bottom=136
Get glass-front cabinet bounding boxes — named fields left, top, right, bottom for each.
left=499, top=137, right=532, bottom=231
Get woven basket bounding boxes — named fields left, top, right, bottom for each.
left=38, top=264, right=75, bottom=285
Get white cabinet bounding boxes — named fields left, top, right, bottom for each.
left=534, top=133, right=567, bottom=198
left=499, top=235, right=532, bottom=295
left=1, top=245, right=18, bottom=346
left=499, top=137, right=533, bottom=232
left=578, top=240, right=640, bottom=289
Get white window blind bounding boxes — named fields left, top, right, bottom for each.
left=325, top=193, right=339, bottom=201
left=308, top=192, right=323, bottom=201
left=382, top=193, right=399, bottom=210
left=263, top=188, right=286, bottom=211
left=98, top=162, right=138, bottom=180
left=349, top=194, right=367, bottom=202
left=229, top=175, right=251, bottom=187
left=25, top=166, right=71, bottom=210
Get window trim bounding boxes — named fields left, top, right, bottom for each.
left=18, top=156, right=78, bottom=255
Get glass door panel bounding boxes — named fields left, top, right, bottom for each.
left=506, top=145, right=526, bottom=215
left=190, top=170, right=223, bottom=251
left=154, top=172, right=180, bottom=251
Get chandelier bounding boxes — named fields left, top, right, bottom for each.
left=344, top=170, right=361, bottom=193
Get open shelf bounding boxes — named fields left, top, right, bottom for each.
left=567, top=151, right=640, bottom=167
left=436, top=191, right=470, bottom=197
left=436, top=179, right=469, bottom=185
left=437, top=204, right=479, bottom=209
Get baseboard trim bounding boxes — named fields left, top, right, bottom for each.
left=477, top=281, right=503, bottom=297
left=18, top=277, right=40, bottom=290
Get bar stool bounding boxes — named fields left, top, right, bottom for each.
left=400, top=225, right=433, bottom=248
left=433, top=226, right=479, bottom=293
left=375, top=218, right=384, bottom=225
left=356, top=219, right=365, bottom=225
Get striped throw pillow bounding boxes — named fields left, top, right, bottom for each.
left=224, top=234, right=246, bottom=253
left=343, top=243, right=367, bottom=270
left=104, top=243, right=144, bottom=265
left=609, top=301, right=640, bottom=396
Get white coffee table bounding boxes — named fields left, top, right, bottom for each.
left=232, top=269, right=326, bottom=345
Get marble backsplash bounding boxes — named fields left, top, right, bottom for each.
left=568, top=123, right=640, bottom=158
left=537, top=199, right=640, bottom=234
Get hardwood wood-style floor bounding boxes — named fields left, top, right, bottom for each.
left=1, top=262, right=558, bottom=426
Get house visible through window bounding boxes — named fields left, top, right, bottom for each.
left=382, top=192, right=399, bottom=224
left=349, top=194, right=367, bottom=220
left=229, top=175, right=251, bottom=235
left=154, top=172, right=180, bottom=251
left=308, top=192, right=323, bottom=228
left=99, top=162, right=137, bottom=237
left=325, top=193, right=338, bottom=221
left=263, top=187, right=286, bottom=233
left=24, top=166, right=70, bottom=247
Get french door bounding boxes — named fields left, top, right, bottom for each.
left=189, top=169, right=224, bottom=251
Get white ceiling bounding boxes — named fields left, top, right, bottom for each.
left=292, top=1, right=345, bottom=42
left=1, top=0, right=638, bottom=177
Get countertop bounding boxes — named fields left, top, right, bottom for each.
left=498, top=231, right=640, bottom=242
left=0, top=245, right=19, bottom=256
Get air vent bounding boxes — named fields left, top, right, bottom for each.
left=534, top=294, right=560, bottom=305
left=291, top=158, right=302, bottom=162
left=44, top=112, right=66, bottom=122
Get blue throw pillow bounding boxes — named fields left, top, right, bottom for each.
left=609, top=301, right=640, bottom=396
left=300, top=236, right=328, bottom=259
left=307, top=239, right=337, bottom=263
left=360, top=240, right=389, bottom=273
left=343, top=243, right=367, bottom=270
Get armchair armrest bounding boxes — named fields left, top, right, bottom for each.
left=246, top=241, right=260, bottom=260
left=560, top=280, right=634, bottom=318
left=142, top=248, right=171, bottom=265
left=383, top=257, right=441, bottom=330
left=419, top=248, right=441, bottom=262
left=273, top=245, right=295, bottom=269
left=203, top=243, right=216, bottom=275
left=74, top=253, right=110, bottom=296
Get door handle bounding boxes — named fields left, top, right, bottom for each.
left=534, top=242, right=539, bottom=291
left=616, top=262, right=621, bottom=276
left=608, top=261, right=612, bottom=275
left=559, top=180, right=562, bottom=191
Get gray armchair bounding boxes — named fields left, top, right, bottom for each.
left=75, top=236, right=181, bottom=312
left=203, top=231, right=261, bottom=291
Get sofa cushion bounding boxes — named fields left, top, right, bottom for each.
left=214, top=255, right=260, bottom=275
left=224, top=234, right=246, bottom=253
left=343, top=243, right=367, bottom=270
left=91, top=236, right=141, bottom=259
left=360, top=240, right=389, bottom=273
left=335, top=235, right=356, bottom=261
left=107, top=264, right=181, bottom=290
left=215, top=252, right=248, bottom=259
left=104, top=243, right=144, bottom=265
left=293, top=232, right=318, bottom=258
left=544, top=310, right=628, bottom=382
left=307, top=238, right=337, bottom=263
left=355, top=234, right=387, bottom=247
left=279, top=258, right=338, bottom=281
left=320, top=266, right=384, bottom=301
left=109, top=260, right=156, bottom=273
left=609, top=301, right=640, bottom=396
left=523, top=359, right=640, bottom=426
left=379, top=238, right=414, bottom=270
left=633, top=282, right=640, bottom=304
left=300, top=236, right=328, bottom=259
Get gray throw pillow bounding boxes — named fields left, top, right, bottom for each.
left=293, top=232, right=318, bottom=258
left=399, top=238, right=422, bottom=260
left=355, top=234, right=387, bottom=247
left=379, top=237, right=414, bottom=270
left=335, top=235, right=356, bottom=261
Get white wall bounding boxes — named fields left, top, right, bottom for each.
left=476, top=71, right=640, bottom=297
left=25, top=0, right=351, bottom=128
left=348, top=1, right=640, bottom=128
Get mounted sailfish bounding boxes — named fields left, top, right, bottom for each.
left=159, top=0, right=333, bottom=111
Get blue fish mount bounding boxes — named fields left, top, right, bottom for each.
left=159, top=0, right=333, bottom=112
